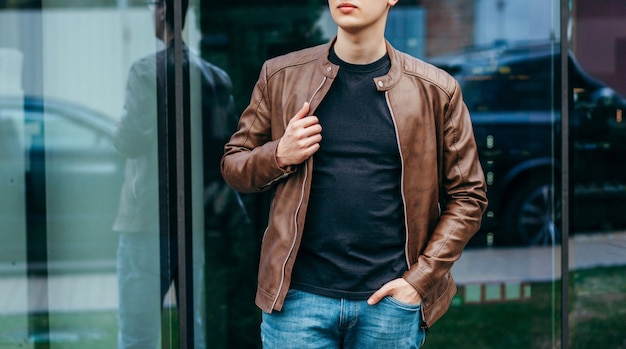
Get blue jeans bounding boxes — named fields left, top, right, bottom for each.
left=261, top=289, right=426, bottom=349
left=117, top=232, right=205, bottom=349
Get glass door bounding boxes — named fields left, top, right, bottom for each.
left=0, top=1, right=191, bottom=347
left=568, top=0, right=626, bottom=348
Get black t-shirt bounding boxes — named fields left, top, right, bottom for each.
left=290, top=48, right=407, bottom=299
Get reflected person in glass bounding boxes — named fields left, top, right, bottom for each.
left=221, top=0, right=488, bottom=348
left=113, top=0, right=238, bottom=348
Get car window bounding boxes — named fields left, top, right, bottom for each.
left=457, top=55, right=554, bottom=112
left=39, top=111, right=102, bottom=150
left=506, top=58, right=554, bottom=111
left=1, top=107, right=106, bottom=152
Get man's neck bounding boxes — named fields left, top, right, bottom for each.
left=333, top=28, right=387, bottom=65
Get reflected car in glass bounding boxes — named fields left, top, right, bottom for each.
left=0, top=96, right=124, bottom=266
left=429, top=41, right=626, bottom=246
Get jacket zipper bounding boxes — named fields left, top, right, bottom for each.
left=420, top=305, right=430, bottom=337
left=270, top=76, right=327, bottom=310
left=385, top=91, right=411, bottom=269
left=308, top=76, right=327, bottom=108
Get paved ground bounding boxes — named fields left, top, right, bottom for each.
left=0, top=231, right=624, bottom=314
left=452, top=231, right=626, bottom=284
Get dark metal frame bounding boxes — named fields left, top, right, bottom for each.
left=172, top=0, right=194, bottom=347
left=560, top=0, right=570, bottom=348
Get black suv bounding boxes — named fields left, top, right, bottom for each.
left=429, top=41, right=626, bottom=246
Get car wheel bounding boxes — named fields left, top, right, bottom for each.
left=502, top=177, right=562, bottom=246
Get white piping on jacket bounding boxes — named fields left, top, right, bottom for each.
left=385, top=90, right=412, bottom=269
left=269, top=76, right=328, bottom=310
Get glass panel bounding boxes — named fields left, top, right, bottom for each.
left=426, top=1, right=563, bottom=346
left=187, top=2, right=255, bottom=347
left=569, top=0, right=626, bottom=347
left=0, top=1, right=186, bottom=347
left=113, top=2, right=169, bottom=347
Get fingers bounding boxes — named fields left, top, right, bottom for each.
left=367, top=284, right=391, bottom=305
left=293, top=101, right=310, bottom=120
left=276, top=102, right=322, bottom=167
left=289, top=102, right=318, bottom=129
left=286, top=102, right=322, bottom=146
left=368, top=278, right=422, bottom=306
left=299, top=122, right=322, bottom=139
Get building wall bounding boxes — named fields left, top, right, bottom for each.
left=573, top=0, right=626, bottom=95
left=420, top=0, right=475, bottom=57
left=474, top=0, right=558, bottom=45
left=419, top=0, right=559, bottom=57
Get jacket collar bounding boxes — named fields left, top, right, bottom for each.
left=317, top=37, right=402, bottom=91
left=317, top=37, right=340, bottom=79
left=377, top=40, right=403, bottom=91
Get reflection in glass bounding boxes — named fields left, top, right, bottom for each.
left=112, top=0, right=243, bottom=347
left=113, top=0, right=173, bottom=345
left=423, top=1, right=563, bottom=348
left=569, top=0, right=626, bottom=348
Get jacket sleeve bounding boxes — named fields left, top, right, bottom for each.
left=220, top=62, right=296, bottom=193
left=403, top=79, right=488, bottom=299
left=113, top=59, right=158, bottom=158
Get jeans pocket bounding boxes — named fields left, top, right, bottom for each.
left=285, top=288, right=301, bottom=298
left=382, top=295, right=422, bottom=311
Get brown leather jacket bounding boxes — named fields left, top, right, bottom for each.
left=221, top=39, right=488, bottom=327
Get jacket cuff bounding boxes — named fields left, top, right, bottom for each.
left=402, top=267, right=434, bottom=300
left=256, top=140, right=297, bottom=189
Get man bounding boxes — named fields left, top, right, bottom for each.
left=221, top=0, right=488, bottom=347
left=113, top=0, right=237, bottom=347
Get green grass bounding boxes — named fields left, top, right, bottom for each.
left=0, top=266, right=623, bottom=349
left=0, top=311, right=117, bottom=349
left=423, top=281, right=561, bottom=349
left=0, top=310, right=178, bottom=349
left=570, top=266, right=626, bottom=349
left=424, top=265, right=626, bottom=349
